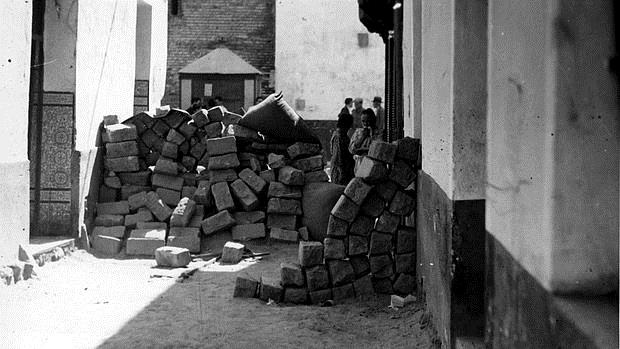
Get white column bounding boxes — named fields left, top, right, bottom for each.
left=0, top=1, right=32, bottom=261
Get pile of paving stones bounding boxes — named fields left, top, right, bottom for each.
left=234, top=137, right=420, bottom=303
left=91, top=106, right=326, bottom=256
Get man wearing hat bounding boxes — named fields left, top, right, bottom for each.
left=372, top=96, right=385, bottom=139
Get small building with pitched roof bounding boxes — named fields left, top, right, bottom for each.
left=178, top=48, right=263, bottom=114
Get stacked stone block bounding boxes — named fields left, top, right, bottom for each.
left=233, top=137, right=421, bottom=304
left=93, top=108, right=326, bottom=257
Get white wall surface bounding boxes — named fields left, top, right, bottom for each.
left=145, top=0, right=167, bottom=109
left=487, top=0, right=618, bottom=294
left=43, top=0, right=77, bottom=92
left=0, top=1, right=32, bottom=261
left=402, top=0, right=421, bottom=139
left=420, top=0, right=454, bottom=198
left=75, top=0, right=137, bottom=151
left=135, top=0, right=152, bottom=81
left=275, top=0, right=385, bottom=120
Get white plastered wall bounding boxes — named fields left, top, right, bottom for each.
left=0, top=1, right=32, bottom=262
left=275, top=0, right=385, bottom=120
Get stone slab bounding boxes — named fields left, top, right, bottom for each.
left=304, top=170, right=329, bottom=183
left=332, top=283, right=356, bottom=301
left=156, top=188, right=181, bottom=207
left=106, top=140, right=139, bottom=158
left=238, top=168, right=267, bottom=194
left=167, top=227, right=201, bottom=253
left=232, top=211, right=265, bottom=225
left=367, top=141, right=397, bottom=164
left=211, top=181, right=235, bottom=211
left=355, top=156, right=389, bottom=183
left=155, top=246, right=191, bottom=267
left=230, top=179, right=260, bottom=211
left=291, top=155, right=324, bottom=173
left=343, top=177, right=373, bottom=205
left=233, top=274, right=258, bottom=298
left=208, top=169, right=238, bottom=183
left=270, top=228, right=298, bottom=243
left=278, top=166, right=304, bottom=186
left=259, top=276, right=283, bottom=302
left=118, top=171, right=152, bottom=186
left=326, top=215, right=349, bottom=238
left=92, top=235, right=122, bottom=255
left=221, top=241, right=245, bottom=264
left=267, top=182, right=302, bottom=199
left=103, top=124, right=137, bottom=143
left=97, top=201, right=129, bottom=215
left=375, top=211, right=400, bottom=234
left=349, top=215, right=374, bottom=237
left=328, top=259, right=355, bottom=286
left=324, top=238, right=346, bottom=260
left=287, top=142, right=321, bottom=159
left=298, top=241, right=323, bottom=267
left=231, top=223, right=266, bottom=241
left=348, top=235, right=369, bottom=256
left=170, top=197, right=197, bottom=227
left=280, top=262, right=305, bottom=287
left=369, top=231, right=393, bottom=255
left=330, top=195, right=359, bottom=223
left=360, top=190, right=385, bottom=217
left=201, top=210, right=236, bottom=235
left=207, top=136, right=237, bottom=156
left=94, top=215, right=124, bottom=227
left=266, top=214, right=297, bottom=230
left=207, top=153, right=240, bottom=170
left=124, top=208, right=154, bottom=228
left=152, top=173, right=184, bottom=191
left=309, top=289, right=333, bottom=305
left=267, top=198, right=302, bottom=215
left=283, top=287, right=308, bottom=304
left=145, top=191, right=173, bottom=221
left=305, top=264, right=330, bottom=291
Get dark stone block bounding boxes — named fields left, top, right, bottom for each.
left=283, top=287, right=308, bottom=304
left=259, top=277, right=283, bottom=302
left=298, top=241, right=323, bottom=267
left=349, top=255, right=370, bottom=276
left=327, top=259, right=355, bottom=286
left=332, top=283, right=355, bottom=301
left=305, top=264, right=329, bottom=291
left=281, top=262, right=305, bottom=287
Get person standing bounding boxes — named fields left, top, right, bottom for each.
left=350, top=98, right=364, bottom=134
left=214, top=96, right=228, bottom=112
left=340, top=97, right=353, bottom=115
left=186, top=97, right=202, bottom=115
left=349, top=108, right=382, bottom=171
left=330, top=112, right=355, bottom=185
left=372, top=96, right=385, bottom=139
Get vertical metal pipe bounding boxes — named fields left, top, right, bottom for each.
left=386, top=30, right=394, bottom=142
left=393, top=1, right=404, bottom=140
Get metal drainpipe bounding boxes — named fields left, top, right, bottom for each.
left=385, top=30, right=394, bottom=143
left=393, top=1, right=404, bottom=140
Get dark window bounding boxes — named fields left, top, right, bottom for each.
left=358, top=33, right=369, bottom=48
left=170, top=0, right=181, bottom=16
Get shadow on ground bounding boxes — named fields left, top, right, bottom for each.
left=95, top=237, right=436, bottom=349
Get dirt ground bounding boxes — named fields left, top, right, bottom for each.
left=0, top=234, right=437, bottom=349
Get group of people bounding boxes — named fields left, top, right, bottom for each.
left=186, top=96, right=227, bottom=115
left=330, top=96, right=385, bottom=185
left=187, top=95, right=265, bottom=115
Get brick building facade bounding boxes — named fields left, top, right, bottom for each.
left=164, top=0, right=275, bottom=108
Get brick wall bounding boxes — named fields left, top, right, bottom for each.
left=164, top=0, right=275, bottom=107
